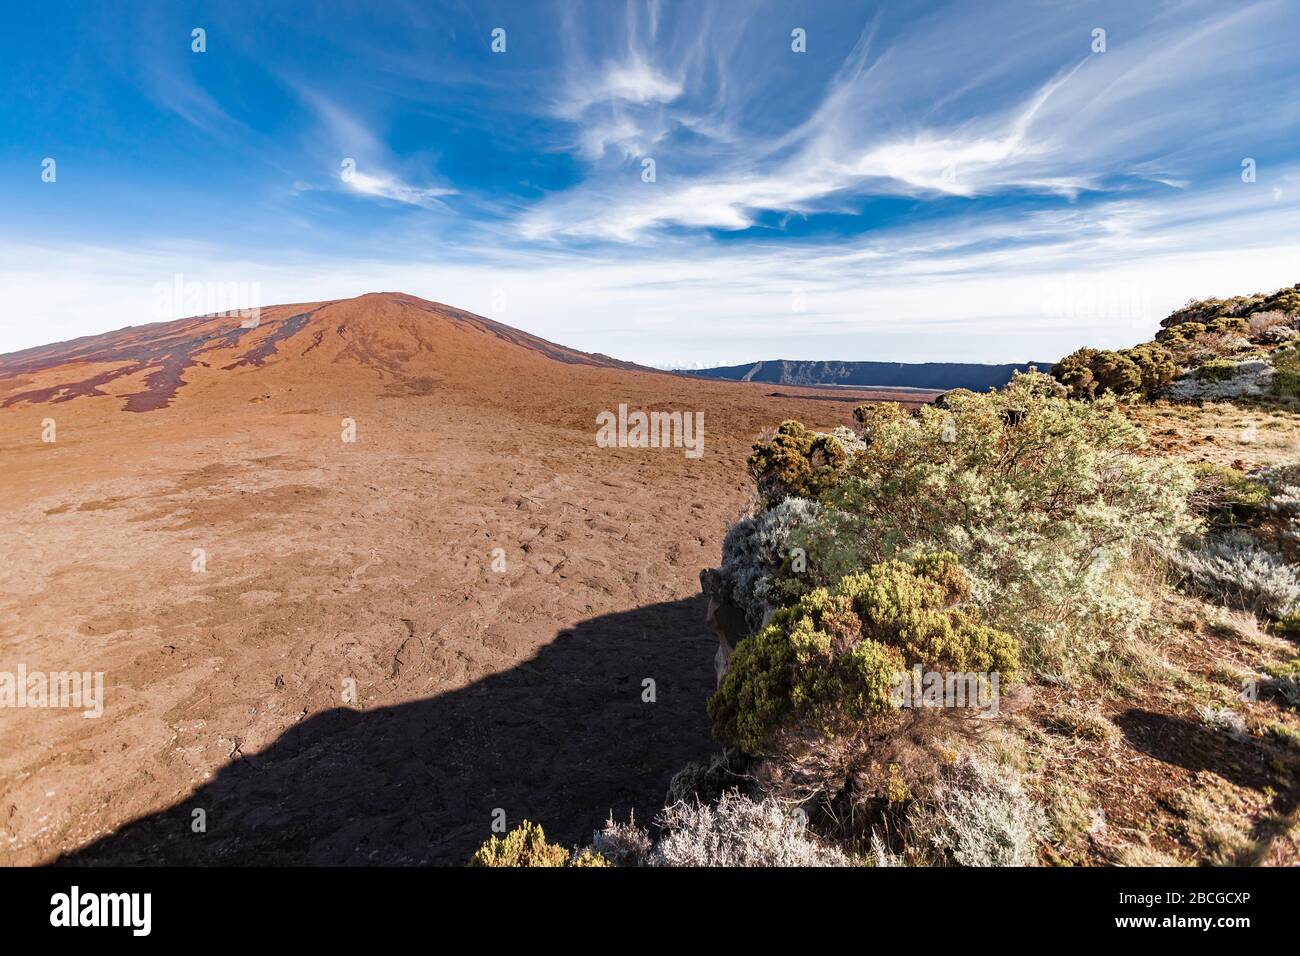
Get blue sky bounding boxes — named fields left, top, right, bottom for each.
left=2, top=0, right=1299, bottom=365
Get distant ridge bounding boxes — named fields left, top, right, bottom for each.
left=678, top=359, right=1052, bottom=392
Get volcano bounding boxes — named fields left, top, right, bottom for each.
left=0, top=293, right=936, bottom=865
left=0, top=292, right=647, bottom=414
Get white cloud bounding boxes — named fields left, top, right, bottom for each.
left=559, top=55, right=684, bottom=115
left=520, top=0, right=1298, bottom=242
left=345, top=170, right=457, bottom=208
left=5, top=167, right=1298, bottom=366
left=553, top=53, right=687, bottom=160
left=293, top=87, right=457, bottom=209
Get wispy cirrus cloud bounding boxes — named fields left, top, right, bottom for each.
left=292, top=86, right=458, bottom=209
left=553, top=44, right=687, bottom=159
left=3, top=0, right=1299, bottom=364
left=519, top=0, right=1296, bottom=243
left=6, top=163, right=1298, bottom=364
left=559, top=54, right=685, bottom=115
left=343, top=169, right=457, bottom=208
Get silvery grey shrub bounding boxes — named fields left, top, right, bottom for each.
left=1175, top=528, right=1300, bottom=618
left=718, top=496, right=823, bottom=629
left=907, top=754, right=1045, bottom=867
left=650, top=793, right=849, bottom=867
left=588, top=812, right=653, bottom=866
left=1197, top=703, right=1249, bottom=739
left=583, top=794, right=849, bottom=867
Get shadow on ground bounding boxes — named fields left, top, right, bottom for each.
left=1114, top=707, right=1300, bottom=855
left=1113, top=708, right=1280, bottom=792
left=54, top=596, right=717, bottom=865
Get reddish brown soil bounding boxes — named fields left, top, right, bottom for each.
left=0, top=292, right=933, bottom=865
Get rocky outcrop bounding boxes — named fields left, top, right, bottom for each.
left=1158, top=282, right=1300, bottom=330
left=1164, top=358, right=1275, bottom=401
left=700, top=568, right=751, bottom=687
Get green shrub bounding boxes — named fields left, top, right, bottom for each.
left=1155, top=321, right=1249, bottom=368
left=1264, top=285, right=1300, bottom=316
left=934, top=388, right=976, bottom=409
left=853, top=401, right=910, bottom=443
left=468, top=821, right=570, bottom=867
left=569, top=849, right=612, bottom=867
left=1125, top=343, right=1177, bottom=396
left=1153, top=284, right=1300, bottom=372
left=1264, top=657, right=1300, bottom=681
left=1156, top=321, right=1207, bottom=346
left=782, top=371, right=1196, bottom=673
left=1275, top=613, right=1300, bottom=638
left=1052, top=348, right=1100, bottom=399
left=1091, top=350, right=1143, bottom=395
left=1207, top=316, right=1249, bottom=336
left=1273, top=344, right=1300, bottom=369
left=1274, top=370, right=1300, bottom=398
left=1271, top=345, right=1300, bottom=397
left=748, top=420, right=849, bottom=503
left=1192, top=463, right=1268, bottom=527
left=708, top=554, right=1017, bottom=754
left=1196, top=359, right=1239, bottom=382
left=1052, top=344, right=1174, bottom=399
